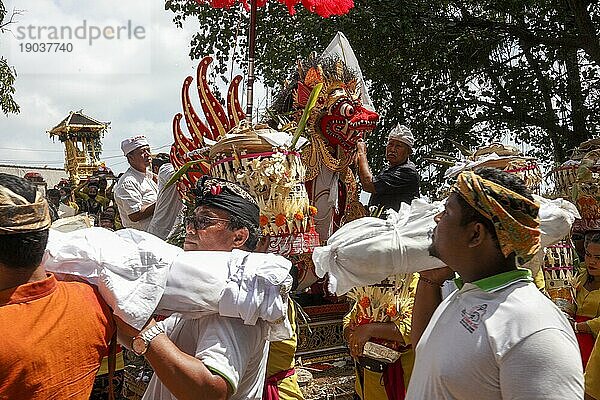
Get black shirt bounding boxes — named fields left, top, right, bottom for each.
left=79, top=198, right=103, bottom=216
left=368, top=160, right=420, bottom=212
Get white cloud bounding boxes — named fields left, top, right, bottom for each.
left=0, top=0, right=235, bottom=175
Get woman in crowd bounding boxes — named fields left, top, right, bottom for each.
left=574, top=233, right=600, bottom=367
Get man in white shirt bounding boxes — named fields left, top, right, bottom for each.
left=148, top=162, right=183, bottom=240
left=114, top=176, right=269, bottom=400
left=407, top=168, right=584, bottom=400
left=114, top=136, right=158, bottom=231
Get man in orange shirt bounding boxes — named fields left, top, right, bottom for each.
left=0, top=173, right=115, bottom=399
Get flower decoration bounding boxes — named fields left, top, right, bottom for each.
left=211, top=148, right=314, bottom=236
left=309, top=206, right=318, bottom=216
left=259, top=215, right=269, bottom=226
left=386, top=305, right=397, bottom=318
left=348, top=274, right=415, bottom=325
left=210, top=184, right=222, bottom=195
left=358, top=296, right=370, bottom=309
left=275, top=213, right=287, bottom=227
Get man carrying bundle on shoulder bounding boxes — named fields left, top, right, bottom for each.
left=408, top=168, right=584, bottom=399
left=0, top=173, right=115, bottom=399
left=115, top=176, right=270, bottom=400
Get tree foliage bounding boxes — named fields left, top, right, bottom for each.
left=166, top=0, right=600, bottom=196
left=0, top=1, right=20, bottom=116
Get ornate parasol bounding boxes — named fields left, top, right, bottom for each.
left=193, top=0, right=354, bottom=122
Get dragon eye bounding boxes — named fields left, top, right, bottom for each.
left=339, top=103, right=355, bottom=117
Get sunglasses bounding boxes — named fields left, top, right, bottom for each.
left=185, top=215, right=229, bottom=231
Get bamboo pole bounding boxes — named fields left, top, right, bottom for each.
left=245, top=0, right=258, bottom=123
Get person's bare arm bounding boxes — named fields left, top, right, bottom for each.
left=128, top=202, right=156, bottom=222
left=356, top=141, right=376, bottom=193
left=74, top=179, right=89, bottom=192
left=411, top=267, right=454, bottom=347
left=115, top=318, right=230, bottom=400
left=145, top=334, right=231, bottom=400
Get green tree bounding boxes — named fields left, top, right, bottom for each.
left=166, top=0, right=600, bottom=196
left=0, top=0, right=20, bottom=116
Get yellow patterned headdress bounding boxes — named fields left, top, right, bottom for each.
left=452, top=171, right=540, bottom=264
left=0, top=185, right=51, bottom=234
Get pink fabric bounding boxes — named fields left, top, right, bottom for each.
left=576, top=315, right=594, bottom=368
left=262, top=368, right=296, bottom=400
left=383, top=358, right=406, bottom=400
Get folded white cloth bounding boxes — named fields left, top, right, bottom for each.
left=535, top=195, right=580, bottom=248
left=159, top=249, right=293, bottom=340
left=522, top=195, right=580, bottom=276
left=313, top=198, right=445, bottom=295
left=313, top=196, right=579, bottom=295
left=44, top=228, right=293, bottom=341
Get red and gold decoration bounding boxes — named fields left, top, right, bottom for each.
left=270, top=55, right=379, bottom=244
left=170, top=57, right=319, bottom=256
left=346, top=274, right=414, bottom=351
left=543, top=240, right=577, bottom=316
left=170, top=56, right=244, bottom=202
left=192, top=0, right=354, bottom=18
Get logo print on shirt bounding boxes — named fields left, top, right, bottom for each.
left=460, top=304, right=488, bottom=333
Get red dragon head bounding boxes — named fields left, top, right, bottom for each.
left=291, top=57, right=379, bottom=153
left=318, top=87, right=379, bottom=150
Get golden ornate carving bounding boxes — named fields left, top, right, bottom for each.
left=296, top=320, right=348, bottom=362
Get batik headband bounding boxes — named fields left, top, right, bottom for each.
left=0, top=185, right=51, bottom=234
left=452, top=171, right=540, bottom=264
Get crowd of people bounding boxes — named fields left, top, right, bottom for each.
left=0, top=126, right=596, bottom=400
left=35, top=136, right=178, bottom=240
left=43, top=173, right=115, bottom=228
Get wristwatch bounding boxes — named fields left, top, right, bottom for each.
left=132, top=324, right=164, bottom=356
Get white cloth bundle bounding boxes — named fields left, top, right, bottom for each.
left=523, top=195, right=581, bottom=275
left=313, top=198, right=445, bottom=295
left=158, top=250, right=293, bottom=340
left=44, top=228, right=293, bottom=341
left=535, top=195, right=580, bottom=248
left=313, top=196, right=580, bottom=295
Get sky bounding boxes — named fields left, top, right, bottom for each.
left=0, top=0, right=263, bottom=175
left=0, top=1, right=373, bottom=204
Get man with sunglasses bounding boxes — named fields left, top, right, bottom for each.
left=115, top=176, right=269, bottom=400
left=114, top=135, right=158, bottom=231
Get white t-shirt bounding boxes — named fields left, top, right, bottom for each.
left=148, top=163, right=183, bottom=240
left=58, top=203, right=76, bottom=218
left=143, top=314, right=269, bottom=400
left=114, top=167, right=158, bottom=231
left=406, top=272, right=584, bottom=400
